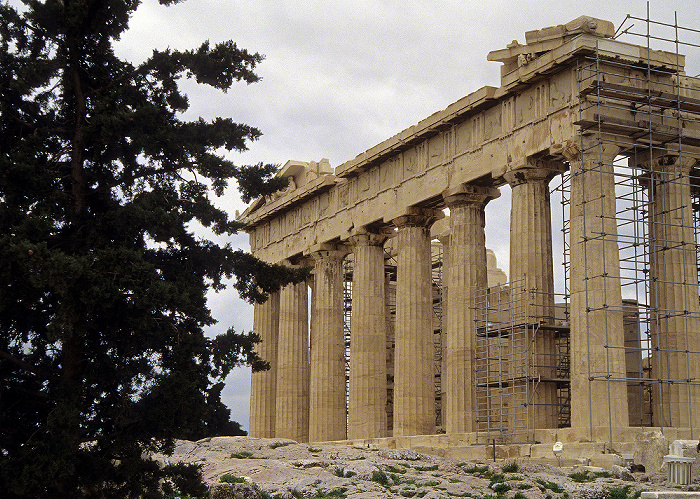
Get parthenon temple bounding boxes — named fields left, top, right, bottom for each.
left=242, top=14, right=700, bottom=453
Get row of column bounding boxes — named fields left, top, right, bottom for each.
left=249, top=144, right=700, bottom=441
left=250, top=160, right=567, bottom=441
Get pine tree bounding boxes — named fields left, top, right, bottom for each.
left=0, top=1, right=305, bottom=496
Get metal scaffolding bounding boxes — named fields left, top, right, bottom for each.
left=569, top=6, right=700, bottom=440
left=473, top=280, right=570, bottom=443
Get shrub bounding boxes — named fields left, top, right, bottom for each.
left=372, top=469, right=390, bottom=486
left=415, top=464, right=439, bottom=471
left=269, top=441, right=291, bottom=449
left=502, top=461, right=520, bottom=473
left=491, top=483, right=511, bottom=494
left=220, top=474, right=246, bottom=483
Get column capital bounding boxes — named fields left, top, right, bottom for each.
left=349, top=229, right=388, bottom=248
left=305, top=242, right=351, bottom=261
left=504, top=159, right=566, bottom=187
left=442, top=184, right=500, bottom=208
left=630, top=150, right=698, bottom=174
left=560, top=137, right=621, bottom=164
left=391, top=207, right=443, bottom=229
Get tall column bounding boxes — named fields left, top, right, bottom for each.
left=642, top=152, right=700, bottom=429
left=442, top=184, right=500, bottom=434
left=275, top=278, right=310, bottom=442
left=348, top=231, right=388, bottom=439
left=309, top=247, right=348, bottom=442
left=564, top=138, right=628, bottom=432
left=249, top=291, right=280, bottom=438
left=392, top=208, right=441, bottom=436
left=504, top=162, right=563, bottom=430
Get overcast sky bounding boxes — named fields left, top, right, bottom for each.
left=111, top=0, right=700, bottom=431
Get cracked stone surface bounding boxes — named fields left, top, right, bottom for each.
left=156, top=437, right=700, bottom=498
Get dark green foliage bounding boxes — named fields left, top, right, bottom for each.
left=568, top=472, right=591, bottom=483
left=608, top=486, right=642, bottom=499
left=569, top=471, right=612, bottom=483
left=0, top=0, right=306, bottom=497
left=491, top=483, right=511, bottom=494
left=502, top=461, right=519, bottom=473
left=414, top=464, right=439, bottom=471
left=488, top=474, right=505, bottom=485
left=220, top=474, right=246, bottom=484
left=269, top=441, right=292, bottom=449
left=536, top=479, right=564, bottom=493
left=372, top=469, right=391, bottom=486
left=386, top=465, right=407, bottom=474
left=462, top=465, right=489, bottom=475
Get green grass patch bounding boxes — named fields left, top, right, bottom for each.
left=568, top=471, right=589, bottom=483
left=502, top=461, right=519, bottom=473
left=517, top=483, right=532, bottom=489
left=372, top=469, right=391, bottom=487
left=514, top=493, right=527, bottom=499
left=462, top=465, right=489, bottom=475
left=414, top=464, right=439, bottom=471
left=386, top=465, right=407, bottom=474
left=422, top=480, right=440, bottom=487
left=608, top=485, right=642, bottom=499
left=230, top=451, right=254, bottom=459
left=536, top=479, right=563, bottom=493
left=488, top=474, right=505, bottom=485
left=311, top=488, right=348, bottom=499
left=491, top=483, right=511, bottom=494
left=220, top=473, right=246, bottom=484
left=269, top=441, right=291, bottom=449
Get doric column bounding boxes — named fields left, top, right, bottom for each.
left=442, top=184, right=500, bottom=434
left=639, top=152, right=700, bottom=429
left=392, top=208, right=441, bottom=436
left=249, top=291, right=280, bottom=438
left=309, top=246, right=348, bottom=442
left=275, top=277, right=310, bottom=442
left=348, top=231, right=388, bottom=439
left=504, top=161, right=563, bottom=430
left=564, top=138, right=628, bottom=432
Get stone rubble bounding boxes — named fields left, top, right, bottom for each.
left=156, top=437, right=700, bottom=499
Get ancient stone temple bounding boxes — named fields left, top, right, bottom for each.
left=242, top=15, right=700, bottom=450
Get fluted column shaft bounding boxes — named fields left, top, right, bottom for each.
left=505, top=163, right=561, bottom=430
left=645, top=153, right=700, bottom=429
left=249, top=291, right=280, bottom=438
left=442, top=185, right=500, bottom=434
left=392, top=208, right=440, bottom=436
left=349, top=232, right=388, bottom=439
left=309, top=248, right=348, bottom=442
left=275, top=279, right=310, bottom=442
left=565, top=139, right=628, bottom=431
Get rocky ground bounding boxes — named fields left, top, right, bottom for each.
left=158, top=437, right=700, bottom=499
